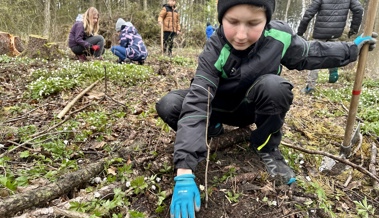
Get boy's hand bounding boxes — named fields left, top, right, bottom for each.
left=354, top=32, right=377, bottom=53
left=92, top=45, right=100, bottom=51
left=170, top=174, right=201, bottom=218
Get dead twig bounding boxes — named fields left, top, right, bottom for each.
left=57, top=79, right=100, bottom=119
left=0, top=131, right=74, bottom=158
left=369, top=143, right=378, bottom=191
left=205, top=86, right=211, bottom=209
left=281, top=141, right=379, bottom=183
left=31, top=103, right=93, bottom=138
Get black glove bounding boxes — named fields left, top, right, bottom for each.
left=348, top=29, right=357, bottom=38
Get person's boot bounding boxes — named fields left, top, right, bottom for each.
left=208, top=123, right=224, bottom=138
left=76, top=54, right=87, bottom=62
left=255, top=147, right=296, bottom=185
left=301, top=84, right=315, bottom=94
left=328, top=68, right=339, bottom=83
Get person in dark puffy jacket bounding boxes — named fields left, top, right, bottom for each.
left=158, top=0, right=181, bottom=56
left=111, top=18, right=148, bottom=65
left=297, top=0, right=363, bottom=94
left=68, top=7, right=105, bottom=61
left=155, top=0, right=376, bottom=217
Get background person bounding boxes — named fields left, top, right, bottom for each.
left=158, top=0, right=181, bottom=57
left=68, top=7, right=105, bottom=61
left=297, top=0, right=363, bottom=94
left=111, top=18, right=148, bottom=65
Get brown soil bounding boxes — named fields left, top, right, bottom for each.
left=1, top=46, right=379, bottom=218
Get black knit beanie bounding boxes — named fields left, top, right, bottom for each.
left=217, top=0, right=276, bottom=24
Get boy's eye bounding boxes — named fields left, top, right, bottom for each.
left=248, top=22, right=259, bottom=26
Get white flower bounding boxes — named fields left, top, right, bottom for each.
left=271, top=201, right=277, bottom=206
left=126, top=181, right=131, bottom=187
left=93, top=177, right=102, bottom=184
left=94, top=192, right=101, bottom=198
left=63, top=140, right=69, bottom=145
left=151, top=185, right=156, bottom=190
left=156, top=177, right=161, bottom=183
left=199, top=185, right=205, bottom=191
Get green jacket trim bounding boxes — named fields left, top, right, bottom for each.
left=214, top=44, right=231, bottom=79
left=264, top=28, right=291, bottom=58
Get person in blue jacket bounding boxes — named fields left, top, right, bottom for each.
left=155, top=0, right=377, bottom=217
left=206, top=22, right=215, bottom=39
left=111, top=18, right=148, bottom=65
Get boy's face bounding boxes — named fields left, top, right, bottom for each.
left=168, top=0, right=176, bottom=7
left=222, top=4, right=266, bottom=50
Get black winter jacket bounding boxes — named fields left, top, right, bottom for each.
left=297, top=0, right=363, bottom=39
left=174, top=20, right=359, bottom=171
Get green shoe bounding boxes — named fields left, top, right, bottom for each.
left=329, top=68, right=339, bottom=83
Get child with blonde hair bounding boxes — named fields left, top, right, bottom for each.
left=68, top=7, right=105, bottom=61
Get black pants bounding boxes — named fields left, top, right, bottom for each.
left=163, top=31, right=176, bottom=55
left=156, top=74, right=294, bottom=152
left=70, top=35, right=105, bottom=57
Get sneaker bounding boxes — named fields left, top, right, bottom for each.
left=301, top=85, right=314, bottom=94
left=76, top=54, right=87, bottom=62
left=138, top=60, right=145, bottom=65
left=328, top=68, right=339, bottom=83
left=208, top=123, right=224, bottom=138
left=256, top=148, right=296, bottom=185
left=124, top=58, right=131, bottom=63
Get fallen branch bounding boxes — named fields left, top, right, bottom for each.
left=210, top=127, right=251, bottom=152
left=57, top=80, right=100, bottom=119
left=0, top=157, right=111, bottom=217
left=369, top=143, right=378, bottom=191
left=281, top=141, right=379, bottom=183
left=31, top=103, right=93, bottom=138
left=14, top=207, right=91, bottom=218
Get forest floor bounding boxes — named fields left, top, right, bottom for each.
left=1, top=45, right=379, bottom=218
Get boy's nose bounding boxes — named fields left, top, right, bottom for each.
left=236, top=26, right=248, bottom=40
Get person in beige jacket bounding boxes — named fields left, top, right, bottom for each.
left=158, top=0, right=181, bottom=56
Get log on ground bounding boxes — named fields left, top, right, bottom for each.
left=0, top=159, right=108, bottom=217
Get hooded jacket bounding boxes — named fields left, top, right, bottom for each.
left=297, top=0, right=363, bottom=39
left=158, top=4, right=181, bottom=32
left=68, top=21, right=92, bottom=49
left=174, top=20, right=359, bottom=171
left=117, top=19, right=148, bottom=61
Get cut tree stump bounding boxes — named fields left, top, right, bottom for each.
left=20, top=35, right=63, bottom=60
left=0, top=31, right=24, bottom=56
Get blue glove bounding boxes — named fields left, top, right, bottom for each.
left=354, top=32, right=377, bottom=53
left=170, top=174, right=201, bottom=218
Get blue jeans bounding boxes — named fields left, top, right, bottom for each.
left=111, top=46, right=126, bottom=61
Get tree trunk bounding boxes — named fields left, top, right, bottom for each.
left=43, top=0, right=51, bottom=38
left=0, top=32, right=24, bottom=56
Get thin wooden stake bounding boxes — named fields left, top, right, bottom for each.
left=57, top=80, right=100, bottom=119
